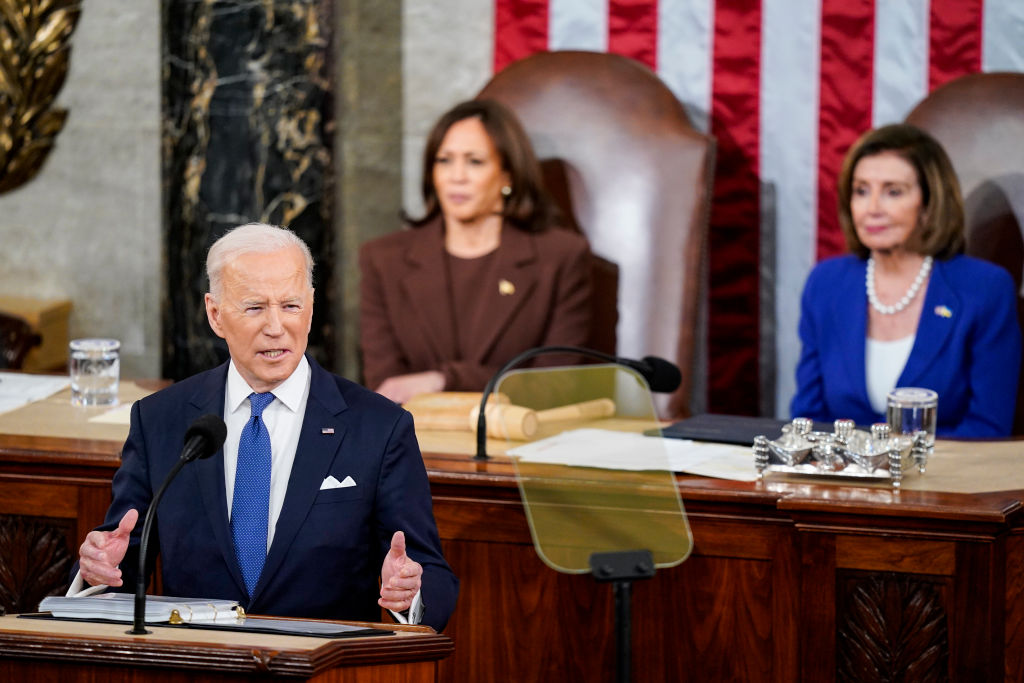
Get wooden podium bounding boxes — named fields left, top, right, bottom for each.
left=0, top=614, right=452, bottom=682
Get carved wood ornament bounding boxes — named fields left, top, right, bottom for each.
left=837, top=572, right=950, bottom=682
left=0, top=515, right=73, bottom=614
left=0, top=0, right=81, bottom=194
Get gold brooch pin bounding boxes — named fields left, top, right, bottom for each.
left=498, top=279, right=515, bottom=296
left=934, top=305, right=952, bottom=318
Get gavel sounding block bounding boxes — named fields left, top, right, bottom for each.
left=470, top=398, right=617, bottom=440
left=403, top=392, right=616, bottom=441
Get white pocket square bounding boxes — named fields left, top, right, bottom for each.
left=320, top=475, right=357, bottom=490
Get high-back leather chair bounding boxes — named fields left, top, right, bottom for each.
left=906, top=72, right=1024, bottom=432
left=0, top=311, right=41, bottom=370
left=478, top=51, right=715, bottom=417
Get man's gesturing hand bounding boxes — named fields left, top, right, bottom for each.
left=379, top=530, right=423, bottom=612
left=79, top=509, right=138, bottom=587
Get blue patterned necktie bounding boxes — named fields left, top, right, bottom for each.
left=231, top=392, right=275, bottom=596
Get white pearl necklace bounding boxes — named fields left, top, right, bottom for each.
left=866, top=255, right=933, bottom=315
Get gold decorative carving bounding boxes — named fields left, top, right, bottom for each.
left=0, top=0, right=81, bottom=194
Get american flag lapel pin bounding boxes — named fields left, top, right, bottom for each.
left=321, top=427, right=335, bottom=434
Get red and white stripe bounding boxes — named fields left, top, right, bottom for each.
left=488, top=0, right=1024, bottom=416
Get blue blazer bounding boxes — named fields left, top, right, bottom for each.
left=87, top=357, right=458, bottom=631
left=791, top=254, right=1021, bottom=437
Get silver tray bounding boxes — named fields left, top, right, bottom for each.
left=752, top=418, right=930, bottom=488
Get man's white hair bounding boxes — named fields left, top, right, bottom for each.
left=206, top=222, right=314, bottom=299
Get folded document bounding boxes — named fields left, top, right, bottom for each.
left=39, top=593, right=239, bottom=623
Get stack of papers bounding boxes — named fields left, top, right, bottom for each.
left=0, top=372, right=69, bottom=415
left=39, top=593, right=239, bottom=623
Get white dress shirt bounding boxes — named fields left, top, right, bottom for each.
left=223, top=356, right=310, bottom=549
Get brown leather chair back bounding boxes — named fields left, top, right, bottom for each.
left=0, top=311, right=41, bottom=370
left=906, top=72, right=1024, bottom=432
left=478, top=51, right=715, bottom=417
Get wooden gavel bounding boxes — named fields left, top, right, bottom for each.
left=468, top=398, right=616, bottom=440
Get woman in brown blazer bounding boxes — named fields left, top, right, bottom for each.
left=359, top=99, right=593, bottom=403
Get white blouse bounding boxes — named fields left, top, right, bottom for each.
left=865, top=335, right=915, bottom=414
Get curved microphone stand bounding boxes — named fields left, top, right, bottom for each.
left=130, top=414, right=226, bottom=634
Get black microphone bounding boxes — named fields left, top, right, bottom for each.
left=613, top=355, right=682, bottom=394
left=130, top=414, right=226, bottom=634
left=180, top=414, right=229, bottom=463
left=474, top=346, right=681, bottom=460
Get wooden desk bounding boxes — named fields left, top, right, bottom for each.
left=1, top=397, right=1022, bottom=681
left=416, top=432, right=1024, bottom=682
left=0, top=614, right=452, bottom=682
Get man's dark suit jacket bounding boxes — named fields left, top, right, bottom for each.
left=359, top=217, right=593, bottom=391
left=87, top=356, right=458, bottom=631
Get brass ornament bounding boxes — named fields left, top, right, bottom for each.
left=0, top=0, right=82, bottom=194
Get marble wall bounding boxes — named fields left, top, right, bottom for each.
left=0, top=0, right=162, bottom=377
left=162, top=0, right=336, bottom=380
left=331, top=0, right=402, bottom=377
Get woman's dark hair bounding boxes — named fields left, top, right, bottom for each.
left=407, top=99, right=557, bottom=232
left=838, top=123, right=965, bottom=259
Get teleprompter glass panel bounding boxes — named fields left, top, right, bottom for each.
left=494, top=364, right=692, bottom=574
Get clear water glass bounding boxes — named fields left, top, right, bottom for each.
left=69, top=338, right=120, bottom=406
left=886, top=387, right=937, bottom=453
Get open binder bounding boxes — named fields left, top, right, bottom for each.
left=40, top=594, right=238, bottom=624
left=34, top=594, right=393, bottom=638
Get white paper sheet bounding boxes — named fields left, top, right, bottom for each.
left=87, top=403, right=133, bottom=425
left=508, top=428, right=759, bottom=481
left=0, top=396, right=28, bottom=415
left=0, top=372, right=70, bottom=415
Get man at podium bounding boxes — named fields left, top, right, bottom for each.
left=71, top=223, right=457, bottom=631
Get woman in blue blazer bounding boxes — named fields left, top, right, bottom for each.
left=791, top=124, right=1021, bottom=437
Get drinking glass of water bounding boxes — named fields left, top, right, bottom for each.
left=886, top=387, right=937, bottom=453
left=69, top=338, right=120, bottom=406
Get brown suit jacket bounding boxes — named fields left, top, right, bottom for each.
left=359, top=218, right=593, bottom=392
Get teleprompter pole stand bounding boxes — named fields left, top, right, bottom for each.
left=590, top=549, right=656, bottom=683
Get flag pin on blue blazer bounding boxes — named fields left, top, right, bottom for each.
left=321, top=427, right=335, bottom=434
left=934, top=305, right=952, bottom=318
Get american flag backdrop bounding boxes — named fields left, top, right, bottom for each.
left=483, top=0, right=1024, bottom=417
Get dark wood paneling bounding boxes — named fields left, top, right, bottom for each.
left=952, top=537, right=1004, bottom=680
left=836, top=534, right=956, bottom=574
left=800, top=531, right=838, bottom=680
left=1008, top=532, right=1024, bottom=680
left=642, top=555, right=775, bottom=681
left=0, top=481, right=77, bottom=518
left=440, top=538, right=616, bottom=681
